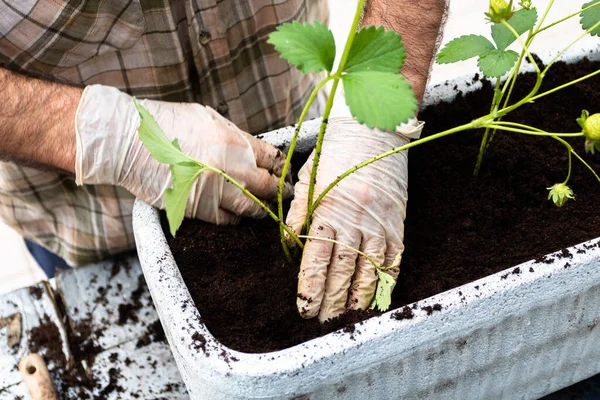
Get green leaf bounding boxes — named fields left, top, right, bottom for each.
left=477, top=49, right=519, bottom=77
left=342, top=71, right=417, bottom=131
left=436, top=35, right=496, bottom=64
left=134, top=100, right=192, bottom=165
left=344, top=26, right=406, bottom=73
left=165, top=162, right=206, bottom=236
left=267, top=21, right=336, bottom=73
left=581, top=0, right=600, bottom=37
left=491, top=8, right=538, bottom=50
left=371, top=270, right=395, bottom=312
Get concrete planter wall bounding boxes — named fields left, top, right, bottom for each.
left=133, top=45, right=600, bottom=399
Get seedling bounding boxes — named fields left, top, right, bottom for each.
left=137, top=0, right=600, bottom=314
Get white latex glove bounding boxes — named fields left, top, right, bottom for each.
left=75, top=85, right=292, bottom=224
left=287, top=118, right=424, bottom=322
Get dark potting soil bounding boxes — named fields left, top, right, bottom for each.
left=168, top=57, right=600, bottom=353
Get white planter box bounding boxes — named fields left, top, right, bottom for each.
left=133, top=45, right=600, bottom=399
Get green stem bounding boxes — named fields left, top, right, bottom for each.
left=474, top=79, right=502, bottom=176
left=528, top=67, right=600, bottom=103
left=483, top=124, right=584, bottom=137
left=298, top=235, right=379, bottom=268
left=312, top=119, right=482, bottom=210
left=542, top=19, right=600, bottom=76
left=336, top=0, right=367, bottom=71
left=501, top=20, right=541, bottom=76
left=200, top=164, right=304, bottom=249
left=305, top=0, right=366, bottom=228
left=571, top=147, right=600, bottom=183
left=306, top=78, right=340, bottom=227
left=535, top=1, right=600, bottom=35
left=277, top=77, right=332, bottom=258
left=551, top=136, right=574, bottom=184
left=533, top=0, right=555, bottom=33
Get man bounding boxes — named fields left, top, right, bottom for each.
left=0, top=0, right=447, bottom=322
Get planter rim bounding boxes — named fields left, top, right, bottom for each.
left=133, top=40, right=600, bottom=398
left=134, top=198, right=600, bottom=376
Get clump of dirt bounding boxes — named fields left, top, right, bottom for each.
left=136, top=320, right=166, bottom=348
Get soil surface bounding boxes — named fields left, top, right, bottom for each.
left=169, top=57, right=600, bottom=353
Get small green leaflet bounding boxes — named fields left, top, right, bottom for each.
left=344, top=26, right=406, bottom=73
left=436, top=35, right=496, bottom=64
left=135, top=100, right=206, bottom=236
left=477, top=49, right=519, bottom=77
left=342, top=71, right=416, bottom=131
left=581, top=0, right=600, bottom=37
left=134, top=100, right=193, bottom=165
left=371, top=270, right=395, bottom=312
left=267, top=21, right=336, bottom=73
left=491, top=8, right=538, bottom=50
left=165, top=162, right=206, bottom=236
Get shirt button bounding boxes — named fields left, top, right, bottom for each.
left=217, top=101, right=229, bottom=116
left=198, top=30, right=212, bottom=45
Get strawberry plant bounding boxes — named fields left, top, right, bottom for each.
left=136, top=0, right=600, bottom=314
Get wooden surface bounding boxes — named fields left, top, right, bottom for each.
left=0, top=257, right=188, bottom=399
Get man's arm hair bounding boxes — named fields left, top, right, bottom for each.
left=363, top=0, right=449, bottom=106
left=0, top=68, right=81, bottom=173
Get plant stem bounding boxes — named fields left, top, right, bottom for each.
left=305, top=0, right=366, bottom=228
left=199, top=164, right=304, bottom=249
left=277, top=77, right=332, bottom=258
left=298, top=235, right=379, bottom=269
left=312, top=120, right=481, bottom=210
left=542, top=19, right=600, bottom=75
left=483, top=124, right=584, bottom=137
left=306, top=79, right=339, bottom=226
left=533, top=0, right=555, bottom=33
left=474, top=79, right=502, bottom=176
left=535, top=1, right=600, bottom=35
left=571, top=147, right=600, bottom=183
left=501, top=20, right=541, bottom=76
left=479, top=125, right=600, bottom=184
left=528, top=68, right=600, bottom=103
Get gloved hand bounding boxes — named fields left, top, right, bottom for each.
left=74, top=85, right=292, bottom=224
left=287, top=118, right=424, bottom=322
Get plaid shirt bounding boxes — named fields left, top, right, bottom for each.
left=0, top=0, right=328, bottom=266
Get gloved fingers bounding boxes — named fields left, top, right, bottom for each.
left=296, top=222, right=335, bottom=319
left=318, top=230, right=361, bottom=323
left=220, top=189, right=268, bottom=219
left=190, top=204, right=241, bottom=225
left=285, top=182, right=309, bottom=248
left=347, top=235, right=386, bottom=311
left=243, top=168, right=294, bottom=200
left=210, top=208, right=242, bottom=225
left=245, top=133, right=288, bottom=177
left=383, top=240, right=403, bottom=281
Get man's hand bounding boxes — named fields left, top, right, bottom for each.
left=75, top=85, right=292, bottom=224
left=287, top=118, right=423, bottom=322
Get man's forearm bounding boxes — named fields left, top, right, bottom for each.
left=363, top=0, right=449, bottom=106
left=0, top=68, right=81, bottom=173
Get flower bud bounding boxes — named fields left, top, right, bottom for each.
left=547, top=183, right=574, bottom=207
left=486, top=0, right=515, bottom=23
left=519, top=0, right=532, bottom=9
